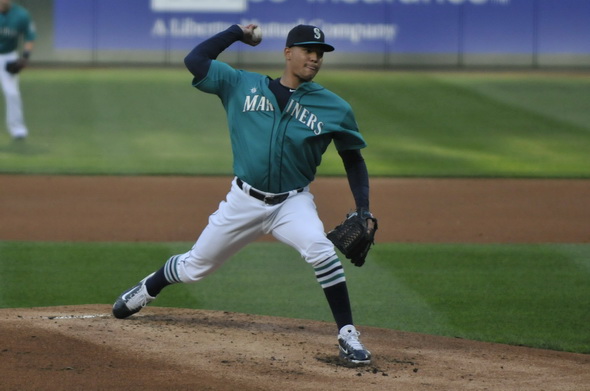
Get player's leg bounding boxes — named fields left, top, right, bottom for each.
left=113, top=179, right=266, bottom=318
left=270, top=192, right=351, bottom=326
left=270, top=192, right=371, bottom=364
left=0, top=53, right=28, bottom=139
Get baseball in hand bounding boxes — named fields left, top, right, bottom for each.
left=251, top=26, right=262, bottom=43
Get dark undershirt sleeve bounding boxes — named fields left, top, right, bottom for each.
left=339, top=149, right=370, bottom=210
left=184, top=24, right=243, bottom=82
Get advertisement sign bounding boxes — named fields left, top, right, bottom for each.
left=54, top=0, right=589, bottom=55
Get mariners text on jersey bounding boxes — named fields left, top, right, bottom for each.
left=284, top=99, right=324, bottom=135
left=243, top=94, right=324, bottom=135
left=243, top=94, right=275, bottom=113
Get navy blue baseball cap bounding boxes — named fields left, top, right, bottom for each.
left=286, top=25, right=335, bottom=52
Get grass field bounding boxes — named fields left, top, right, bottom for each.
left=1, top=69, right=589, bottom=354
left=0, top=68, right=589, bottom=177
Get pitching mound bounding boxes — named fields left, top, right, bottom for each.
left=1, top=305, right=588, bottom=391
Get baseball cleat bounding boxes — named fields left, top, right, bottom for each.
left=112, top=273, right=156, bottom=319
left=338, top=325, right=371, bottom=365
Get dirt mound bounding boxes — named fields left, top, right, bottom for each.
left=1, top=305, right=588, bottom=391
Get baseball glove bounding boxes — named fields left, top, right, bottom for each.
left=327, top=208, right=378, bottom=267
left=5, top=59, right=27, bottom=75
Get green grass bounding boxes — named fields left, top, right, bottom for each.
left=0, top=69, right=231, bottom=175
left=0, top=69, right=589, bottom=177
left=316, top=71, right=590, bottom=177
left=1, top=241, right=588, bottom=353
left=366, top=243, right=590, bottom=353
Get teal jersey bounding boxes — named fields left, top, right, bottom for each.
left=195, top=60, right=366, bottom=193
left=0, top=4, right=36, bottom=54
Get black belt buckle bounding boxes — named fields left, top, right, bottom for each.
left=264, top=193, right=287, bottom=205
left=237, top=178, right=296, bottom=205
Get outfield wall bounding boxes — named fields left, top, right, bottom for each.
left=19, top=0, right=590, bottom=68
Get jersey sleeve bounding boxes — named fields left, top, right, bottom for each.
left=333, top=105, right=367, bottom=152
left=22, top=11, right=36, bottom=42
left=193, top=60, right=241, bottom=103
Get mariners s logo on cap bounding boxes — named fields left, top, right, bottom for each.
left=286, top=25, right=335, bottom=52
left=313, top=28, right=321, bottom=40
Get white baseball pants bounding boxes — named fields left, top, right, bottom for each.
left=169, top=177, right=339, bottom=284
left=0, top=51, right=28, bottom=138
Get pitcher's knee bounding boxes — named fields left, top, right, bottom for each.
left=302, top=237, right=337, bottom=265
left=165, top=252, right=224, bottom=284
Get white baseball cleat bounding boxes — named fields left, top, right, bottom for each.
left=338, top=324, right=371, bottom=365
left=112, top=273, right=156, bottom=319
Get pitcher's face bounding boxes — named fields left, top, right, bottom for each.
left=284, top=45, right=325, bottom=83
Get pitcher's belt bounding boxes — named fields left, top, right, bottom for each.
left=237, top=178, right=303, bottom=205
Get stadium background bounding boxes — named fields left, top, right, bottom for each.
left=19, top=0, right=590, bottom=68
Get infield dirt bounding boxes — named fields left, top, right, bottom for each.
left=1, top=175, right=589, bottom=391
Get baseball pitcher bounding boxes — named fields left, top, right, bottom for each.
left=113, top=23, right=378, bottom=365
